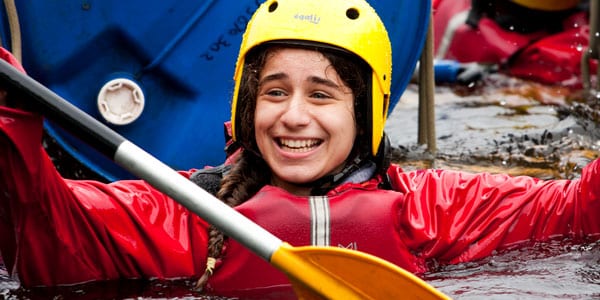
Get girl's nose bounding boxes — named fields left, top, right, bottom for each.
left=280, top=95, right=311, bottom=127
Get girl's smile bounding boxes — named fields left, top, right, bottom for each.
left=276, top=137, right=322, bottom=153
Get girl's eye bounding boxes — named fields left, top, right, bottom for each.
left=311, top=91, right=331, bottom=99
left=266, top=89, right=285, bottom=97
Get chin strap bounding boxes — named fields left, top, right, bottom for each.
left=308, top=132, right=392, bottom=195
left=308, top=156, right=374, bottom=195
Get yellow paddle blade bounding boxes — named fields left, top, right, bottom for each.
left=271, top=243, right=450, bottom=299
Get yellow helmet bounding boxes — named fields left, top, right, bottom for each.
left=510, top=0, right=579, bottom=11
left=230, top=0, right=392, bottom=157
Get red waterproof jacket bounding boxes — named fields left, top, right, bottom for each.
left=2, top=105, right=600, bottom=297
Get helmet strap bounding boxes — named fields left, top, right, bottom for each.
left=308, top=155, right=371, bottom=195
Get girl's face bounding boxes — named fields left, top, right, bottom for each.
left=254, top=48, right=356, bottom=196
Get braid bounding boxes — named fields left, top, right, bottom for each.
left=195, top=150, right=270, bottom=290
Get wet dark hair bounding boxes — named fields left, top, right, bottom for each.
left=195, top=43, right=370, bottom=290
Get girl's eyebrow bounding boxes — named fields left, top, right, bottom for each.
left=259, top=72, right=287, bottom=85
left=309, top=76, right=341, bottom=89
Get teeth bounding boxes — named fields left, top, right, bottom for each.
left=279, top=138, right=320, bottom=152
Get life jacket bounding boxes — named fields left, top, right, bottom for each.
left=205, top=178, right=423, bottom=298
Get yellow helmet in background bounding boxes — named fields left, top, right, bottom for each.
left=230, top=0, right=392, bottom=157
left=510, top=0, right=580, bottom=11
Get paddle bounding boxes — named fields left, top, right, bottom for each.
left=0, top=59, right=450, bottom=299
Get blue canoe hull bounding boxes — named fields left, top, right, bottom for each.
left=0, top=0, right=430, bottom=181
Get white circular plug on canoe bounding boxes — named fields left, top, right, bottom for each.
left=97, top=78, right=145, bottom=125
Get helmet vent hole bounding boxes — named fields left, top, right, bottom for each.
left=268, top=1, right=278, bottom=12
left=346, top=8, right=359, bottom=20
left=383, top=74, right=387, bottom=81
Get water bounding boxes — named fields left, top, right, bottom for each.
left=388, top=74, right=599, bottom=179
left=2, top=74, right=600, bottom=299
left=425, top=241, right=600, bottom=299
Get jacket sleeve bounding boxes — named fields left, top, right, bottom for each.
left=0, top=107, right=209, bottom=287
left=387, top=161, right=600, bottom=264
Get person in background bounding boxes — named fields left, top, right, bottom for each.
left=433, top=0, right=591, bottom=87
left=1, top=0, right=600, bottom=298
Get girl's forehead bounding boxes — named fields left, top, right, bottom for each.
left=263, top=46, right=327, bottom=61
left=261, top=48, right=336, bottom=76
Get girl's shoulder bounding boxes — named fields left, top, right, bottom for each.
left=189, top=164, right=232, bottom=196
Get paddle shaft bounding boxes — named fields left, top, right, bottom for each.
left=0, top=59, right=283, bottom=262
